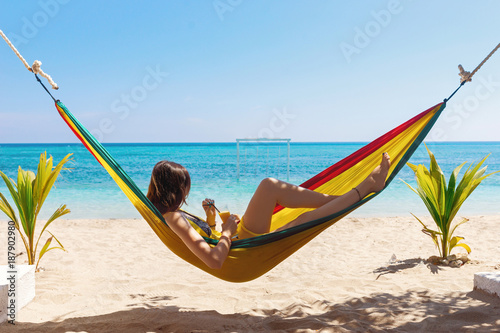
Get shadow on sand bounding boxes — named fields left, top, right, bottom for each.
left=373, top=258, right=444, bottom=279
left=3, top=289, right=499, bottom=332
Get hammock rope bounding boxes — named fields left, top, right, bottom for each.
left=458, top=42, right=500, bottom=83
left=444, top=42, right=500, bottom=102
left=3, top=31, right=499, bottom=281
left=0, top=29, right=59, bottom=90
left=2, top=25, right=498, bottom=97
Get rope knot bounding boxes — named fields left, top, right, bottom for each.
left=458, top=64, right=472, bottom=83
left=31, top=60, right=42, bottom=74
left=31, top=60, right=59, bottom=90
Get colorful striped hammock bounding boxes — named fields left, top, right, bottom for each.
left=56, top=100, right=445, bottom=282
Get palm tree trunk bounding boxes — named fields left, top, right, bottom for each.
left=441, top=232, right=448, bottom=258
left=29, top=237, right=35, bottom=265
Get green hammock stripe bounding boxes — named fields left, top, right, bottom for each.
left=56, top=101, right=166, bottom=222
left=56, top=100, right=446, bottom=249
left=228, top=102, right=447, bottom=248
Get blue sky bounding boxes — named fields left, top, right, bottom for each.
left=1, top=1, right=499, bottom=143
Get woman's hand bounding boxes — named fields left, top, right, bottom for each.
left=202, top=198, right=217, bottom=217
left=202, top=198, right=217, bottom=228
left=221, top=214, right=239, bottom=236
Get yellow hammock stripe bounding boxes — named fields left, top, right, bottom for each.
left=56, top=101, right=445, bottom=282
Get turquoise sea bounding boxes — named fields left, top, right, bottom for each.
left=0, top=142, right=499, bottom=220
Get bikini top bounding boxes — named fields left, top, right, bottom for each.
left=179, top=211, right=212, bottom=237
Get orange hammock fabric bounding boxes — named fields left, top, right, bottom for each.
left=56, top=100, right=446, bottom=282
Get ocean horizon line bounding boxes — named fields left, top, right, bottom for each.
left=2, top=140, right=499, bottom=219
left=2, top=141, right=500, bottom=146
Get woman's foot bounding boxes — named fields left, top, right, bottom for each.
left=356, top=153, right=391, bottom=197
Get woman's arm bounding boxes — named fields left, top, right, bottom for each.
left=166, top=211, right=238, bottom=269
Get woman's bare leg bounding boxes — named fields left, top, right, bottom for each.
left=276, top=153, right=391, bottom=231
left=242, top=153, right=391, bottom=235
left=241, top=179, right=338, bottom=235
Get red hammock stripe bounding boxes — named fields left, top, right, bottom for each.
left=56, top=103, right=104, bottom=166
left=273, top=102, right=443, bottom=214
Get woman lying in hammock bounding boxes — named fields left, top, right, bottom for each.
left=147, top=153, right=391, bottom=269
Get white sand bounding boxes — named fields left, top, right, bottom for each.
left=1, top=215, right=500, bottom=332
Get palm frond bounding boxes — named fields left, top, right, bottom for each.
left=34, top=205, right=71, bottom=255
left=405, top=145, right=499, bottom=258
left=0, top=152, right=72, bottom=268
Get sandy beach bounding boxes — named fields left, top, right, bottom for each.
left=1, top=215, right=500, bottom=332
